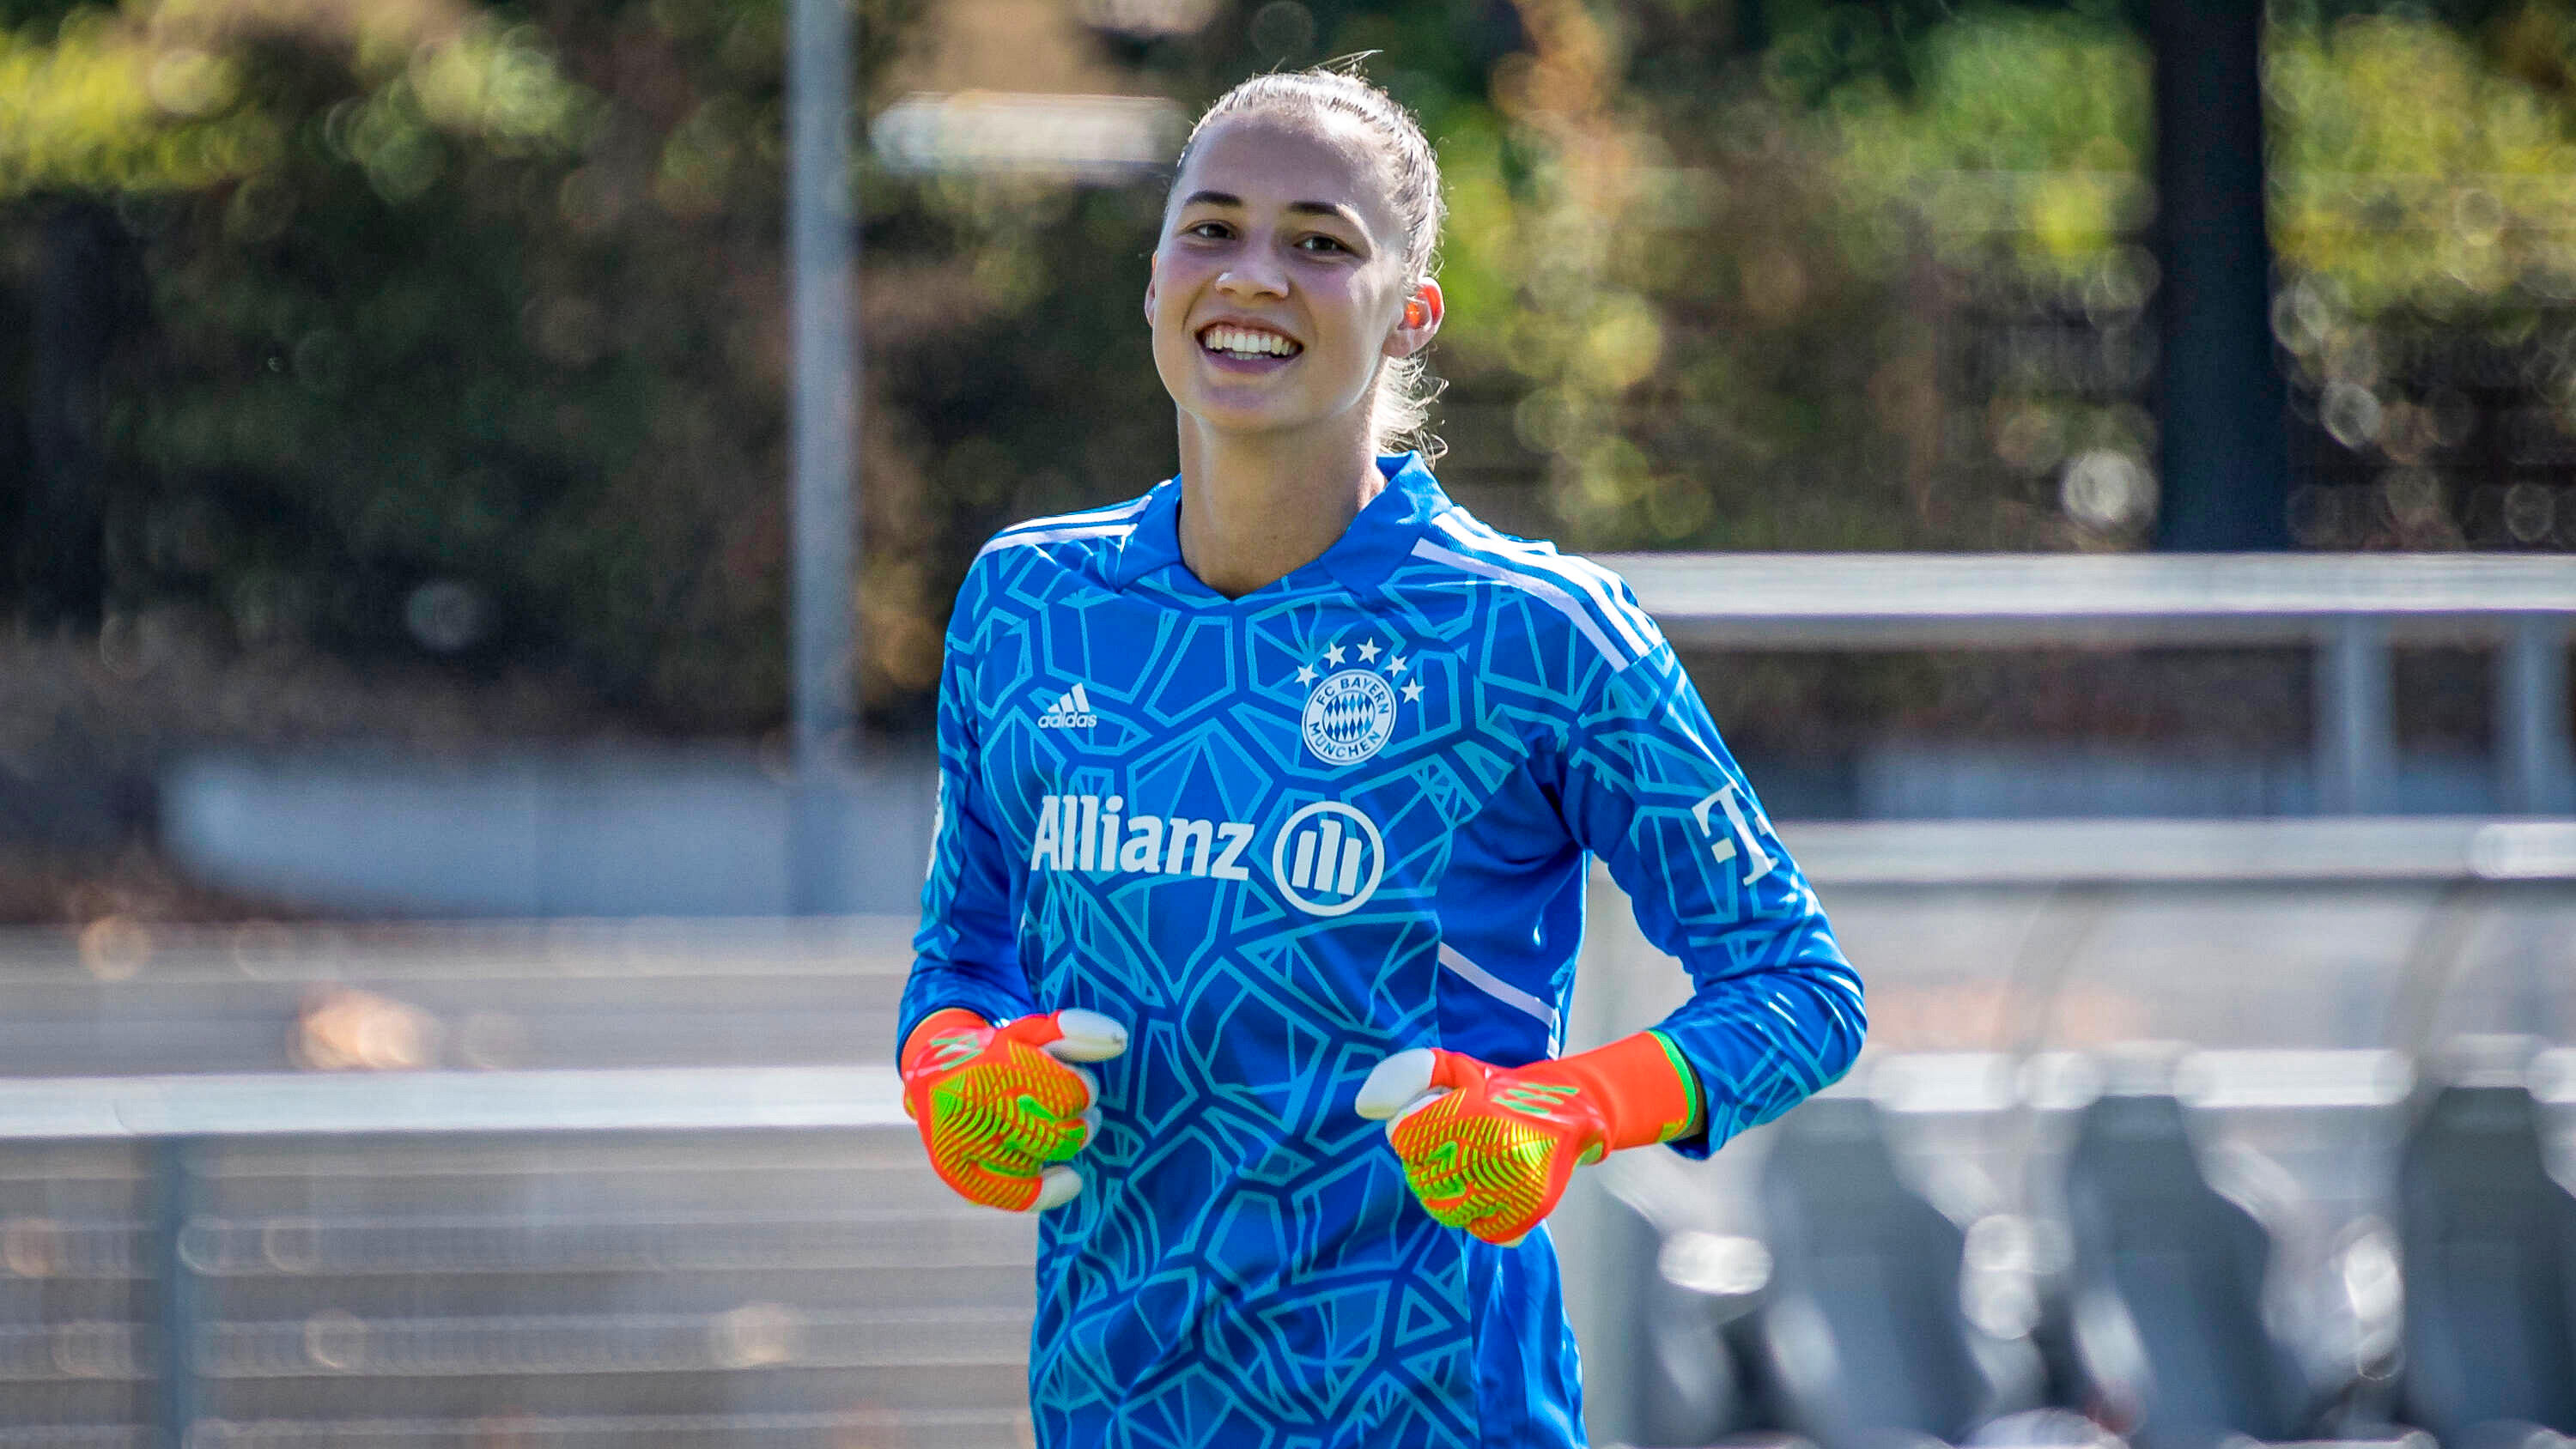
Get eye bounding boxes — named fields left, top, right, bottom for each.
left=1183, top=220, right=1233, bottom=240
left=1297, top=233, right=1352, bottom=254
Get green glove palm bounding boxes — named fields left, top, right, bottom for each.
left=900, top=1007, right=1128, bottom=1211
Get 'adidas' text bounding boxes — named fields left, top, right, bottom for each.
left=1037, top=684, right=1098, bottom=730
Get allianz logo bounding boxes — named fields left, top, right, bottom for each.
left=1029, top=794, right=1384, bottom=917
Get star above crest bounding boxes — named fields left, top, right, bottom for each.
left=1290, top=638, right=1423, bottom=706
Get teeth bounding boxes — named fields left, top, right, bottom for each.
left=1201, top=326, right=1298, bottom=358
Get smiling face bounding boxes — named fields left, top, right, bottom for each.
left=1145, top=111, right=1439, bottom=452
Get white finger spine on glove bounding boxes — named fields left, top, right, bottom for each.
left=1355, top=1047, right=1449, bottom=1136
left=1047, top=1008, right=1130, bottom=1063
left=1030, top=1009, right=1129, bottom=1210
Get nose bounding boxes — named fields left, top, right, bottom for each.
left=1215, top=256, right=1288, bottom=300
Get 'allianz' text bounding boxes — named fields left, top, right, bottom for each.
left=1028, top=795, right=1255, bottom=880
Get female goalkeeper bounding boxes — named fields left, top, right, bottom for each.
left=896, top=64, right=1866, bottom=1449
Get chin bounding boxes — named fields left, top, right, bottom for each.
left=1175, top=389, right=1313, bottom=437
left=1185, top=388, right=1375, bottom=442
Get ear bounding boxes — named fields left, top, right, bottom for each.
left=1385, top=278, right=1444, bottom=359
left=1142, top=252, right=1157, bottom=326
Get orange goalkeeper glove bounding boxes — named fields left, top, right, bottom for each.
left=899, top=1007, right=1127, bottom=1213
left=1356, top=1032, right=1700, bottom=1246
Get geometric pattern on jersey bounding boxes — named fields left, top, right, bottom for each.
left=902, top=453, right=1867, bottom=1449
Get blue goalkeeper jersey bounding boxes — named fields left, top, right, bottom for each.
left=900, top=453, right=1864, bottom=1449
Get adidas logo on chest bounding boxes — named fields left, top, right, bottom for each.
left=1036, top=683, right=1098, bottom=730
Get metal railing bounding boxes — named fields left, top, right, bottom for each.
left=0, top=1067, right=970, bottom=1449
left=1607, top=552, right=2576, bottom=815
left=0, top=1068, right=900, bottom=1142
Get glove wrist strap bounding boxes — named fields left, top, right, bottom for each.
left=1551, top=1030, right=1701, bottom=1152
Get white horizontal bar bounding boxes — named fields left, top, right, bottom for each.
left=1779, top=817, right=2576, bottom=884
left=1866, top=1052, right=2018, bottom=1113
left=1606, top=552, right=2576, bottom=647
left=180, top=1207, right=1025, bottom=1276
left=871, top=92, right=1185, bottom=179
left=1870, top=1050, right=2424, bottom=1113
left=201, top=1305, right=1027, bottom=1379
left=2178, top=1049, right=2415, bottom=1109
left=0, top=916, right=920, bottom=985
left=0, top=1068, right=906, bottom=1140
left=194, top=1410, right=1030, bottom=1447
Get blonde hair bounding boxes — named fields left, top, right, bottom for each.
left=1171, top=62, right=1448, bottom=463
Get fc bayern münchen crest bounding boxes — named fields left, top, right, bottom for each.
left=1302, top=669, right=1398, bottom=766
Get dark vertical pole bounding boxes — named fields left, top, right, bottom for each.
left=152, top=1137, right=201, bottom=1449
left=26, top=203, right=124, bottom=625
left=2147, top=0, right=2291, bottom=551
left=2317, top=619, right=2394, bottom=814
left=788, top=0, right=860, bottom=913
left=2500, top=617, right=2575, bottom=815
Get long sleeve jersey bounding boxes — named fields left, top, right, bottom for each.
left=899, top=453, right=1865, bottom=1449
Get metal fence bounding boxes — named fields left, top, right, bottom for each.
left=0, top=923, right=1029, bottom=1449
left=1609, top=551, right=2576, bottom=814
left=0, top=810, right=2561, bottom=1443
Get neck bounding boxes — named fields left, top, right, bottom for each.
left=1174, top=418, right=1387, bottom=598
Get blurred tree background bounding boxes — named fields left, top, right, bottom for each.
left=3, top=0, right=2576, bottom=749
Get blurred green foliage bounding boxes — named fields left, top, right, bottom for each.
left=1815, top=2, right=2576, bottom=548
left=1827, top=9, right=2149, bottom=276
left=3, top=0, right=919, bottom=727
left=1828, top=6, right=2576, bottom=300
left=2271, top=16, right=2576, bottom=308
left=5, top=0, right=2576, bottom=731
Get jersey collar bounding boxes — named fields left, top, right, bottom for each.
left=1108, top=452, right=1454, bottom=595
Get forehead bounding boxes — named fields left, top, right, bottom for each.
left=1169, top=111, right=1405, bottom=238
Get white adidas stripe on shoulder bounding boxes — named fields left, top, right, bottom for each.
left=976, top=497, right=1153, bottom=558
left=998, top=496, right=1153, bottom=535
left=1412, top=526, right=1658, bottom=670
left=1427, top=515, right=1658, bottom=659
left=1411, top=537, right=1631, bottom=666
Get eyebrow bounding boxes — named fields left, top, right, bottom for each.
left=1177, top=191, right=1363, bottom=224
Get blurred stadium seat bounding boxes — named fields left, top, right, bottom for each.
left=2395, top=1066, right=2576, bottom=1445
left=1732, top=1094, right=2056, bottom=1449
left=1576, top=822, right=2576, bottom=1447
left=1592, top=1187, right=1759, bottom=1448
left=2061, top=1084, right=2388, bottom=1447
left=1607, top=1040, right=2576, bottom=1449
